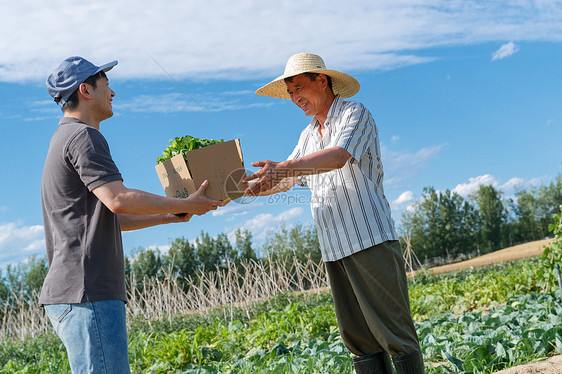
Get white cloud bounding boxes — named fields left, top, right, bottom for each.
left=212, top=202, right=264, bottom=218
left=499, top=177, right=523, bottom=194
left=146, top=245, right=172, bottom=255
left=227, top=207, right=305, bottom=241
left=383, top=144, right=447, bottom=188
left=1, top=2, right=561, bottom=82
left=392, top=190, right=415, bottom=210
left=451, top=175, right=535, bottom=198
left=452, top=174, right=498, bottom=197
left=0, top=222, right=45, bottom=268
left=390, top=135, right=400, bottom=142
left=115, top=93, right=272, bottom=114
left=527, top=177, right=546, bottom=187
left=546, top=119, right=554, bottom=126
left=492, top=42, right=520, bottom=61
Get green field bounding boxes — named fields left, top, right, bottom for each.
left=2, top=244, right=562, bottom=374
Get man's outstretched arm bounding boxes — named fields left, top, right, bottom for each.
left=243, top=146, right=351, bottom=195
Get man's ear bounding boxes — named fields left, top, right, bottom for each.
left=78, top=83, right=92, bottom=99
left=318, top=74, right=329, bottom=88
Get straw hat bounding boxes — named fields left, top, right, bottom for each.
left=256, top=53, right=360, bottom=100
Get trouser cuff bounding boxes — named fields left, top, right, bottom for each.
left=352, top=351, right=393, bottom=373
left=392, top=350, right=425, bottom=374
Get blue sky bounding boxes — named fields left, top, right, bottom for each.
left=0, top=1, right=561, bottom=268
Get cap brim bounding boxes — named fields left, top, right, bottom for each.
left=97, top=60, right=118, bottom=74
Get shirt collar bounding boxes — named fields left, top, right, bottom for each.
left=310, top=94, right=343, bottom=129
left=326, top=94, right=343, bottom=120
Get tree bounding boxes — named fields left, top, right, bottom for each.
left=130, top=247, right=163, bottom=282
left=235, top=228, right=256, bottom=262
left=512, top=175, right=562, bottom=242
left=472, top=185, right=506, bottom=252
left=195, top=231, right=237, bottom=271
left=262, top=222, right=291, bottom=260
left=289, top=223, right=321, bottom=263
left=402, top=187, right=479, bottom=261
left=165, top=237, right=198, bottom=282
left=4, top=255, right=48, bottom=301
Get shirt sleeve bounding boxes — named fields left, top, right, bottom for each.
left=66, top=127, right=123, bottom=191
left=331, top=101, right=375, bottom=161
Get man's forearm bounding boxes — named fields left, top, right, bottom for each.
left=281, top=146, right=351, bottom=177
left=101, top=186, right=188, bottom=215
left=92, top=180, right=220, bottom=216
left=118, top=213, right=170, bottom=231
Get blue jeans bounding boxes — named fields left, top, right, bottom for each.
left=44, top=300, right=131, bottom=374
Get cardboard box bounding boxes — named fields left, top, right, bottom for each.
left=155, top=139, right=246, bottom=201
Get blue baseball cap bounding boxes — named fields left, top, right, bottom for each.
left=46, top=56, right=118, bottom=104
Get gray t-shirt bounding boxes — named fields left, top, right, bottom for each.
left=39, top=117, right=126, bottom=305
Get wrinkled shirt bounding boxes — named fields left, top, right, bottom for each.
left=288, top=95, right=398, bottom=262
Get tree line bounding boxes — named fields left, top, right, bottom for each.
left=401, top=174, right=562, bottom=264
left=0, top=223, right=321, bottom=309
left=1, top=174, right=561, bottom=309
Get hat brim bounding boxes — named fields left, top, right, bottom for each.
left=256, top=68, right=359, bottom=100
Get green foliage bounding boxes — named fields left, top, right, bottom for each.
left=409, top=259, right=551, bottom=320
left=3, top=253, right=562, bottom=373
left=165, top=237, right=199, bottom=284
left=514, top=176, right=562, bottom=241
left=131, top=246, right=164, bottom=282
left=0, top=332, right=69, bottom=373
left=196, top=232, right=237, bottom=272
left=235, top=229, right=256, bottom=262
left=125, top=292, right=348, bottom=373
left=401, top=175, right=562, bottom=264
left=419, top=293, right=562, bottom=373
left=262, top=222, right=321, bottom=264
left=471, top=185, right=506, bottom=253
left=4, top=256, right=48, bottom=301
left=402, top=187, right=479, bottom=260
left=156, top=136, right=224, bottom=164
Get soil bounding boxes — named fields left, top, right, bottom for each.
left=421, top=238, right=561, bottom=373
left=493, top=355, right=562, bottom=373
left=425, top=238, right=554, bottom=275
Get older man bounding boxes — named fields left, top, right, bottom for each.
left=244, top=53, right=424, bottom=374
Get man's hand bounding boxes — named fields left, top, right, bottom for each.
left=184, top=180, right=228, bottom=215
left=165, top=212, right=193, bottom=223
left=243, top=160, right=292, bottom=195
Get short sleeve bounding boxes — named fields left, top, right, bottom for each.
left=66, top=127, right=123, bottom=191
left=287, top=138, right=303, bottom=161
left=286, top=128, right=312, bottom=187
left=331, top=102, right=374, bottom=161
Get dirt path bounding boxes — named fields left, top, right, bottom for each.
left=426, top=238, right=554, bottom=275
left=493, top=355, right=562, bottom=373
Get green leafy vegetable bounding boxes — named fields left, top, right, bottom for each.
left=157, top=135, right=224, bottom=164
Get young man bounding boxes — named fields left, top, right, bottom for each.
left=244, top=53, right=424, bottom=373
left=41, top=56, right=224, bottom=373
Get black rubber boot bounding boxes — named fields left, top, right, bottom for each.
left=352, top=351, right=393, bottom=374
left=392, top=351, right=425, bottom=374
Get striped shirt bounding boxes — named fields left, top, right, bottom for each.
left=288, top=95, right=398, bottom=262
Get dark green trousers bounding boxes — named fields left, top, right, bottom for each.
left=325, top=240, right=421, bottom=357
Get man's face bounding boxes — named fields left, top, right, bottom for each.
left=89, top=76, right=115, bottom=121
left=285, top=74, right=327, bottom=117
